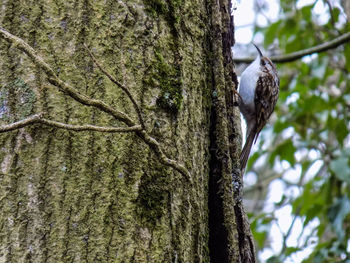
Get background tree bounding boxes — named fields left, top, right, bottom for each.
left=234, top=0, right=350, bottom=262
left=0, top=0, right=254, bottom=262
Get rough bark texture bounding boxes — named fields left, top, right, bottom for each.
left=0, top=0, right=254, bottom=262
left=208, top=0, right=255, bottom=262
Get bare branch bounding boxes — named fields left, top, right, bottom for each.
left=324, top=0, right=342, bottom=34
left=0, top=114, right=142, bottom=133
left=84, top=44, right=145, bottom=129
left=0, top=27, right=135, bottom=127
left=138, top=130, right=191, bottom=180
left=234, top=32, right=350, bottom=63
left=39, top=119, right=142, bottom=132
left=0, top=27, right=191, bottom=181
left=0, top=114, right=43, bottom=133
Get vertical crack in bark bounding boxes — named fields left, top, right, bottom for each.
left=208, top=103, right=230, bottom=263
left=233, top=199, right=256, bottom=263
left=208, top=0, right=256, bottom=262
left=207, top=0, right=232, bottom=260
left=221, top=0, right=256, bottom=260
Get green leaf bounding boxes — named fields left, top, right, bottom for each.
left=271, top=139, right=296, bottom=166
left=273, top=117, right=290, bottom=133
left=345, top=44, right=350, bottom=72
left=328, top=7, right=340, bottom=24
left=247, top=151, right=260, bottom=170
left=301, top=95, right=328, bottom=113
left=250, top=213, right=273, bottom=248
left=285, top=246, right=300, bottom=256
left=301, top=5, right=313, bottom=19
left=254, top=231, right=268, bottom=248
left=304, top=204, right=323, bottom=227
left=335, top=119, right=348, bottom=145
left=327, top=196, right=350, bottom=240
left=265, top=21, right=281, bottom=46
left=267, top=256, right=282, bottom=263
left=330, top=150, right=350, bottom=183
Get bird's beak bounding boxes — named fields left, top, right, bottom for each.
left=253, top=43, right=263, bottom=57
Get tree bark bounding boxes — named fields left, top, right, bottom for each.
left=0, top=0, right=254, bottom=262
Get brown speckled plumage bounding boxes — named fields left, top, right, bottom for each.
left=239, top=45, right=279, bottom=172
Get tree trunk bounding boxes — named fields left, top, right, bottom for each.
left=0, top=0, right=254, bottom=262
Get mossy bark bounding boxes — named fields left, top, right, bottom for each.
left=0, top=0, right=254, bottom=262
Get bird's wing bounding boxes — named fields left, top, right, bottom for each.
left=254, top=70, right=279, bottom=141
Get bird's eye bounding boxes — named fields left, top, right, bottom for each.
left=261, top=60, right=266, bottom=66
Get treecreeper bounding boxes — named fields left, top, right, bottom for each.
left=238, top=44, right=280, bottom=172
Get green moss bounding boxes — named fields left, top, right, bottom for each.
left=143, top=0, right=183, bottom=35
left=137, top=164, right=171, bottom=226
left=143, top=0, right=167, bottom=16
left=144, top=48, right=182, bottom=113
left=142, top=0, right=185, bottom=113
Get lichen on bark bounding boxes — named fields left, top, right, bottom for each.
left=0, top=0, right=213, bottom=262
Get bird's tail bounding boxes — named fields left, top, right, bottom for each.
left=240, top=129, right=256, bottom=172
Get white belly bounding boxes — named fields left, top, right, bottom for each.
left=239, top=56, right=260, bottom=113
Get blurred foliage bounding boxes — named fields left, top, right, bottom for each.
left=243, top=0, right=350, bottom=262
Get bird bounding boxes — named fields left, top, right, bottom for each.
left=238, top=44, right=280, bottom=172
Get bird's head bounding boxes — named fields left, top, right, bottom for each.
left=253, top=44, right=276, bottom=71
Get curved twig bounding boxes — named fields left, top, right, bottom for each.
left=84, top=44, right=145, bottom=129
left=234, top=32, right=350, bottom=63
left=0, top=27, right=134, bottom=126
left=0, top=114, right=142, bottom=133
left=0, top=114, right=43, bottom=132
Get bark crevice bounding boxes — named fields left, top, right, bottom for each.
left=208, top=103, right=230, bottom=263
left=207, top=0, right=256, bottom=262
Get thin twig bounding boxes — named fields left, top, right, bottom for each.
left=234, top=32, right=350, bottom=63
left=0, top=114, right=142, bottom=133
left=0, top=27, right=135, bottom=127
left=138, top=130, right=191, bottom=179
left=0, top=114, right=43, bottom=132
left=83, top=44, right=145, bottom=129
left=39, top=118, right=141, bottom=132
left=324, top=0, right=341, bottom=34
left=279, top=207, right=301, bottom=257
